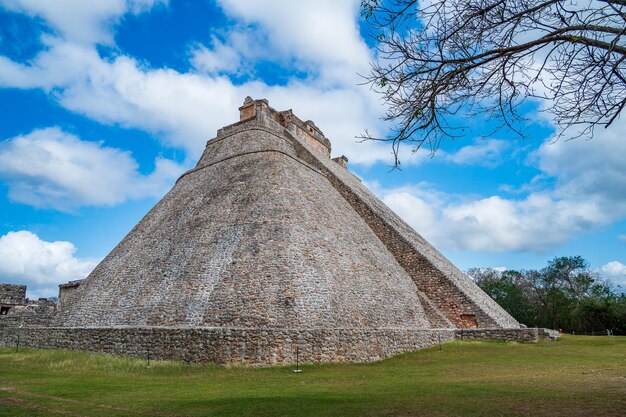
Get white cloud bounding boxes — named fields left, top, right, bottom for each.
left=0, top=38, right=242, bottom=156
left=537, top=125, right=626, bottom=206
left=0, top=127, right=183, bottom=210
left=0, top=0, right=167, bottom=44
left=445, top=139, right=508, bottom=167
left=190, top=38, right=243, bottom=75
left=380, top=181, right=613, bottom=253
left=601, top=261, right=626, bottom=287
left=0, top=0, right=397, bottom=166
left=602, top=261, right=626, bottom=276
left=381, top=187, right=442, bottom=241
left=55, top=53, right=244, bottom=157
left=619, top=234, right=626, bottom=243
left=380, top=187, right=586, bottom=252
left=377, top=118, right=626, bottom=252
left=0, top=231, right=98, bottom=298
left=216, top=0, right=371, bottom=84
left=0, top=35, right=389, bottom=163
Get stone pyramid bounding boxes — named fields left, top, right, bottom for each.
left=54, top=97, right=522, bottom=364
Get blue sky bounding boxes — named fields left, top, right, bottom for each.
left=0, top=0, right=624, bottom=298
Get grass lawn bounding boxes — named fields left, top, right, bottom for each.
left=0, top=335, right=624, bottom=417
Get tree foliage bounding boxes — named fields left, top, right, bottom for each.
left=361, top=0, right=626, bottom=162
left=468, top=256, right=626, bottom=334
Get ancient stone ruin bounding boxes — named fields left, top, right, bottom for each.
left=0, top=98, right=540, bottom=366
left=0, top=283, right=56, bottom=326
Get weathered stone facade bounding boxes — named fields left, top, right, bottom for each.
left=0, top=326, right=459, bottom=365
left=0, top=98, right=539, bottom=366
left=0, top=300, right=58, bottom=327
left=537, top=327, right=561, bottom=340
left=0, top=325, right=542, bottom=365
left=454, top=328, right=539, bottom=343
left=0, top=284, right=57, bottom=325
left=0, top=283, right=26, bottom=306
left=58, top=279, right=83, bottom=312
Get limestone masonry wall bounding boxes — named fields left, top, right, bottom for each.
left=0, top=326, right=539, bottom=365
left=58, top=279, right=83, bottom=312
left=0, top=327, right=537, bottom=366
left=0, top=299, right=58, bottom=326
left=537, top=328, right=561, bottom=340
left=0, top=284, right=26, bottom=305
left=0, top=326, right=459, bottom=365
left=454, top=328, right=538, bottom=342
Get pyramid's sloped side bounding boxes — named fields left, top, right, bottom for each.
left=62, top=126, right=432, bottom=329
left=286, top=131, right=520, bottom=329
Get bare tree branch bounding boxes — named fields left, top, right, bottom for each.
left=361, top=0, right=626, bottom=164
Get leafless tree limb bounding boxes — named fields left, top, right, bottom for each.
left=361, top=0, right=626, bottom=165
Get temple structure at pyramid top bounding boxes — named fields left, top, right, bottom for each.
left=1, top=97, right=538, bottom=366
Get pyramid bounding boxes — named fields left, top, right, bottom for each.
left=54, top=97, right=522, bottom=365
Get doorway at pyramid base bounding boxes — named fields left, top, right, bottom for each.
left=0, top=326, right=540, bottom=366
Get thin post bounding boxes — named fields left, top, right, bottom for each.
left=15, top=324, right=23, bottom=353
left=293, top=337, right=302, bottom=373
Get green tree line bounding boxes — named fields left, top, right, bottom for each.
left=468, top=256, right=625, bottom=335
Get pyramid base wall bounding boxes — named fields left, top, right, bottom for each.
left=0, top=326, right=538, bottom=366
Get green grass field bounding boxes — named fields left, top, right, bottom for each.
left=0, top=335, right=624, bottom=417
